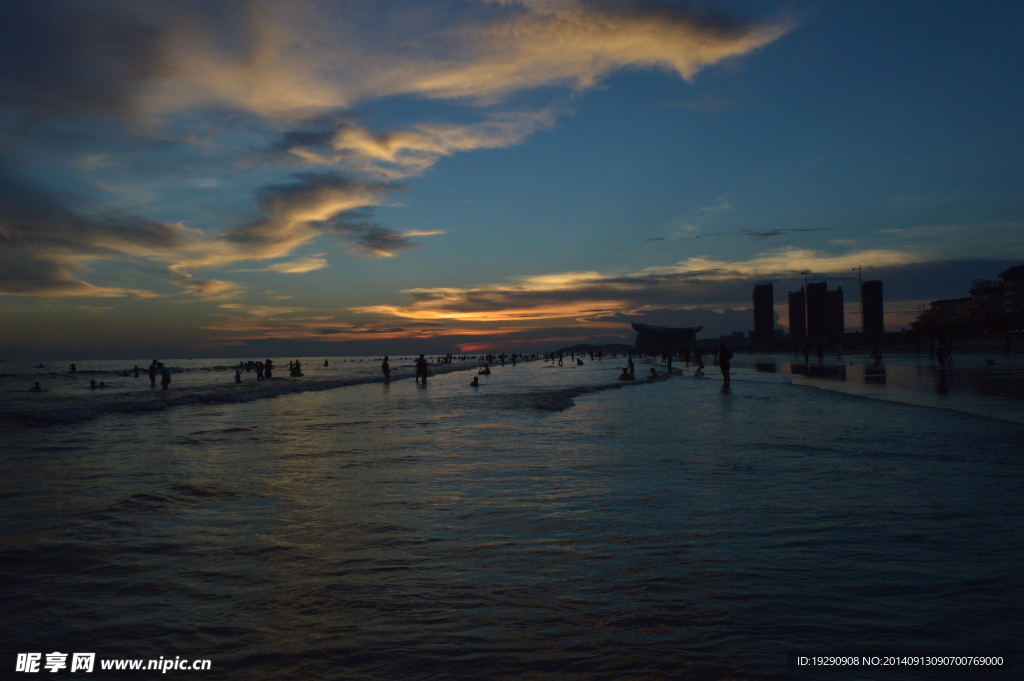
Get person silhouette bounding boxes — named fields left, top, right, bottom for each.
left=718, top=343, right=733, bottom=386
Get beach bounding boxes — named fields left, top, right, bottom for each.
left=2, top=354, right=1022, bottom=679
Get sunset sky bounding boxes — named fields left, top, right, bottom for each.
left=2, top=0, right=1022, bottom=359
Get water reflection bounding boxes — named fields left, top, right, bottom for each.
left=788, top=363, right=847, bottom=380
left=975, top=374, right=1024, bottom=399
left=865, top=365, right=887, bottom=385
left=748, top=354, right=1024, bottom=425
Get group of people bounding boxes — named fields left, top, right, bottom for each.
left=35, top=347, right=741, bottom=395
left=148, top=360, right=172, bottom=389
left=236, top=359, right=275, bottom=381
left=616, top=343, right=732, bottom=384
left=383, top=353, right=501, bottom=387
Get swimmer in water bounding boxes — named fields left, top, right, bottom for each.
left=30, top=382, right=42, bottom=392
left=470, top=376, right=480, bottom=387
left=415, top=354, right=428, bottom=384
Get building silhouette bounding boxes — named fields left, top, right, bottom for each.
left=913, top=265, right=1024, bottom=335
left=969, top=279, right=1003, bottom=328
left=1000, top=265, right=1024, bottom=327
left=827, top=286, right=844, bottom=342
left=806, top=282, right=829, bottom=344
left=788, top=287, right=806, bottom=346
left=632, top=323, right=701, bottom=354
left=752, top=284, right=775, bottom=351
left=861, top=280, right=884, bottom=338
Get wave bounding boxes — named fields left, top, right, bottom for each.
left=451, top=376, right=655, bottom=413
left=2, top=363, right=474, bottom=425
left=5, top=378, right=380, bottom=424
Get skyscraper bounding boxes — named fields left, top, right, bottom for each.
left=752, top=283, right=774, bottom=351
left=827, top=286, right=844, bottom=342
left=861, top=280, right=884, bottom=338
left=806, top=281, right=829, bottom=344
left=788, top=287, right=806, bottom=346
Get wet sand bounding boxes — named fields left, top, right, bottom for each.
left=737, top=352, right=1024, bottom=425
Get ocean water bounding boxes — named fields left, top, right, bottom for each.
left=1, top=354, right=1022, bottom=680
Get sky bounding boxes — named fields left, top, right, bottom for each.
left=2, top=0, right=1022, bottom=360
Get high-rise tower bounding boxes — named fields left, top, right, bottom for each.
left=752, top=284, right=775, bottom=351
left=861, top=280, right=884, bottom=338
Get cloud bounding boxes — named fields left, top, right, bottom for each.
left=741, top=228, right=833, bottom=240
left=0, top=162, right=440, bottom=298
left=169, top=172, right=416, bottom=266
left=0, top=1, right=170, bottom=118
left=0, top=0, right=792, bottom=304
left=699, top=199, right=733, bottom=212
left=638, top=247, right=923, bottom=279
left=0, top=171, right=189, bottom=297
left=399, top=1, right=792, bottom=103
left=350, top=246, right=928, bottom=324
left=167, top=268, right=243, bottom=299
left=2, top=1, right=792, bottom=121
left=270, top=110, right=558, bottom=178
left=265, top=257, right=329, bottom=274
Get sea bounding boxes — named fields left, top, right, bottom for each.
left=1, top=351, right=1022, bottom=680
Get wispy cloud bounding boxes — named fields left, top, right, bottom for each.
left=0, top=171, right=187, bottom=297
left=270, top=111, right=558, bottom=179
left=2, top=1, right=793, bottom=118
left=264, top=257, right=329, bottom=274
left=740, top=228, right=832, bottom=240
left=699, top=199, right=733, bottom=212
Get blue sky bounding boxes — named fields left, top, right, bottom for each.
left=1, top=0, right=1022, bottom=359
